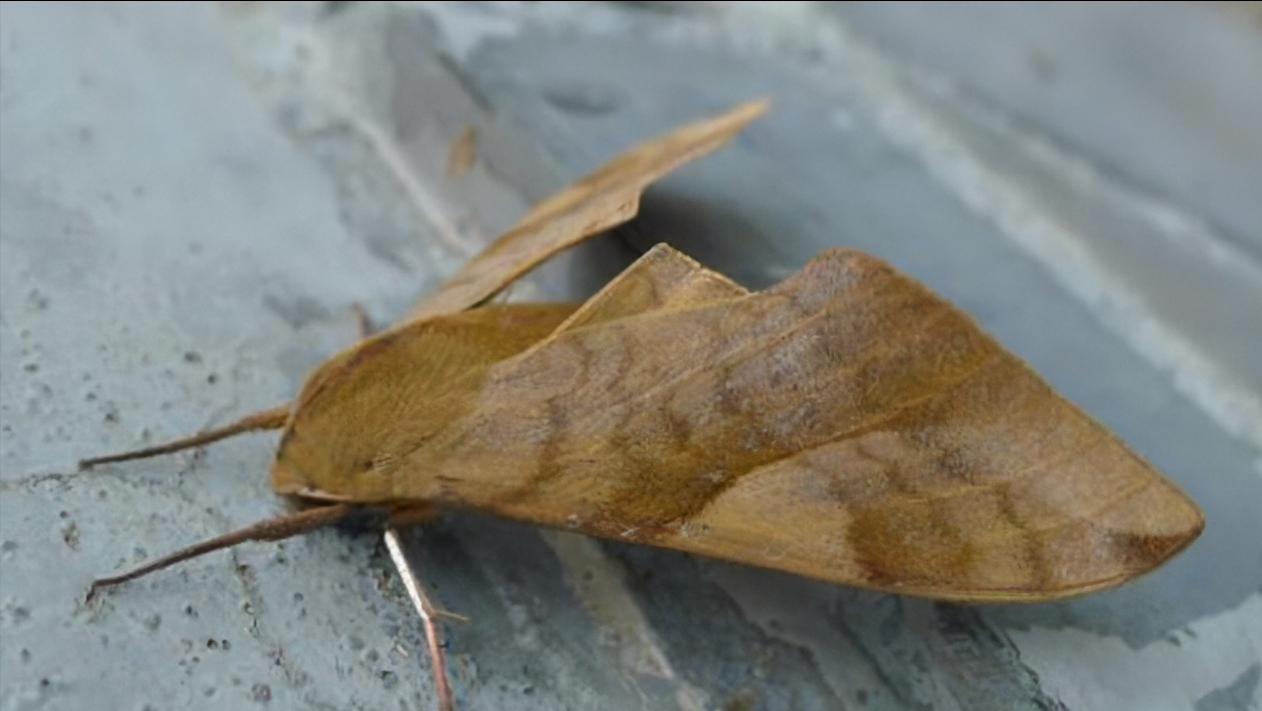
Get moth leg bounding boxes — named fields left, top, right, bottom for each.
left=86, top=503, right=369, bottom=602
left=388, top=506, right=466, bottom=622
left=79, top=403, right=290, bottom=469
left=384, top=527, right=455, bottom=711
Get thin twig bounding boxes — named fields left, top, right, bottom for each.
left=385, top=528, right=455, bottom=711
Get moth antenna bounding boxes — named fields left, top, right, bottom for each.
left=86, top=503, right=364, bottom=602
left=79, top=403, right=290, bottom=469
left=385, top=527, right=456, bottom=711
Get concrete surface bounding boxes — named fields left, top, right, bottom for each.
left=1, top=2, right=1259, bottom=710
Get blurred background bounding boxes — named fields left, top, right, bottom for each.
left=2, top=2, right=1259, bottom=710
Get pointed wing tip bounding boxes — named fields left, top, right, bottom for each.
left=1022, top=485, right=1205, bottom=603
left=1107, top=475, right=1206, bottom=578
left=1147, top=486, right=1206, bottom=563
left=1003, top=489, right=1205, bottom=603
left=851, top=480, right=1207, bottom=604
left=702, top=98, right=770, bottom=132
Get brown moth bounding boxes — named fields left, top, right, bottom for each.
left=275, top=243, right=1205, bottom=602
left=83, top=97, right=1202, bottom=605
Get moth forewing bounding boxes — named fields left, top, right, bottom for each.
left=362, top=248, right=1203, bottom=601
left=407, top=100, right=768, bottom=321
left=273, top=245, right=745, bottom=505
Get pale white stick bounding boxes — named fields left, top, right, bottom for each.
left=384, top=528, right=455, bottom=711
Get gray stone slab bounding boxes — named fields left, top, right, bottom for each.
left=2, top=3, right=1258, bottom=711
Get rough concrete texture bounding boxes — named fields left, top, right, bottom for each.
left=1, top=2, right=1259, bottom=710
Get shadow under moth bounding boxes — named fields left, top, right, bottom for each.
left=81, top=98, right=1203, bottom=699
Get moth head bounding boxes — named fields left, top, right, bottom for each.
left=268, top=304, right=576, bottom=504
left=267, top=322, right=460, bottom=504
left=268, top=335, right=403, bottom=503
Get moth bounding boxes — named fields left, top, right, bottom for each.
left=83, top=98, right=1203, bottom=607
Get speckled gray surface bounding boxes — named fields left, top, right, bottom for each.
left=1, top=3, right=1259, bottom=711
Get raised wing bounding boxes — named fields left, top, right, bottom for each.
left=408, top=100, right=767, bottom=320
left=386, top=248, right=1202, bottom=601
